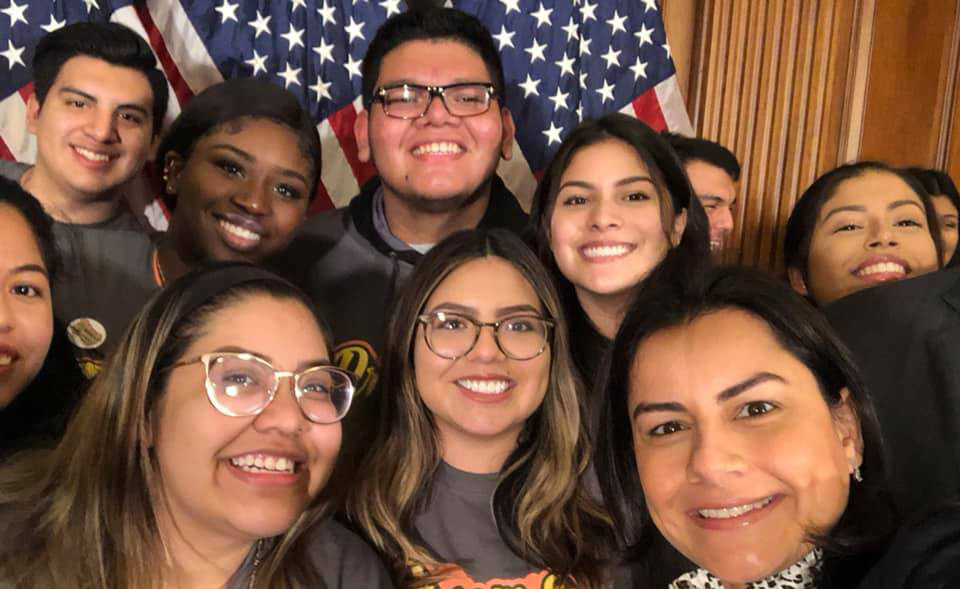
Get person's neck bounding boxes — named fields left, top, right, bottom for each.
left=21, top=165, right=121, bottom=225
left=440, top=428, right=517, bottom=474
left=382, top=189, right=490, bottom=246
left=155, top=229, right=195, bottom=285
left=575, top=288, right=631, bottom=339
left=155, top=501, right=256, bottom=589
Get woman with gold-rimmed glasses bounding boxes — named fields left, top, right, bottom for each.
left=0, top=263, right=393, bottom=589
left=346, top=228, right=614, bottom=589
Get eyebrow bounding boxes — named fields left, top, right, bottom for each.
left=558, top=176, right=657, bottom=192
left=209, top=345, right=330, bottom=370
left=631, top=371, right=786, bottom=420
left=700, top=195, right=736, bottom=205
left=430, top=302, right=543, bottom=318
left=209, top=144, right=309, bottom=185
left=12, top=263, right=49, bottom=278
left=379, top=79, right=493, bottom=88
left=60, top=87, right=150, bottom=117
left=821, top=199, right=925, bottom=224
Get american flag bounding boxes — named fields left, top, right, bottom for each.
left=0, top=0, right=692, bottom=220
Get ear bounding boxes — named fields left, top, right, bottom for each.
left=25, top=92, right=40, bottom=134
left=832, top=387, right=864, bottom=470
left=787, top=266, right=809, bottom=296
left=669, top=208, right=688, bottom=247
left=162, top=152, right=185, bottom=196
left=354, top=109, right=371, bottom=163
left=499, top=107, right=515, bottom=161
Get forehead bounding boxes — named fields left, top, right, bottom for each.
left=932, top=194, right=959, bottom=215
left=49, top=55, right=153, bottom=106
left=196, top=119, right=310, bottom=165
left=561, top=139, right=651, bottom=181
left=685, top=160, right=737, bottom=195
left=426, top=256, right=540, bottom=309
left=820, top=170, right=921, bottom=217
left=0, top=205, right=44, bottom=269
left=376, top=39, right=492, bottom=86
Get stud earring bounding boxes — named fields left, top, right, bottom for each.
left=853, top=465, right=863, bottom=483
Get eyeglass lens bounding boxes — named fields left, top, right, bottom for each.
left=380, top=84, right=492, bottom=118
left=207, top=355, right=352, bottom=423
left=423, top=312, right=548, bottom=360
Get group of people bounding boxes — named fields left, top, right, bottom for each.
left=2, top=6, right=960, bottom=589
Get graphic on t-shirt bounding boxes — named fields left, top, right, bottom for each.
left=66, top=317, right=107, bottom=379
left=414, top=567, right=574, bottom=589
left=335, top=339, right=379, bottom=397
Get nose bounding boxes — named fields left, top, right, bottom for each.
left=867, top=220, right=898, bottom=248
left=0, top=294, right=14, bottom=333
left=84, top=108, right=119, bottom=143
left=231, top=178, right=273, bottom=216
left=253, top=377, right=307, bottom=435
left=420, top=92, right=458, bottom=125
left=466, top=324, right=505, bottom=362
left=588, top=198, right=622, bottom=230
left=713, top=206, right=734, bottom=232
left=686, top=426, right=747, bottom=484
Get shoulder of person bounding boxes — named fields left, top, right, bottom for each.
left=856, top=501, right=960, bottom=588
left=304, top=518, right=395, bottom=589
left=0, top=160, right=29, bottom=182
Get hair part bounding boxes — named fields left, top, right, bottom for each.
left=361, top=7, right=507, bottom=108
left=32, top=21, right=169, bottom=137
left=594, top=263, right=896, bottom=586
left=346, top=228, right=614, bottom=589
left=661, top=132, right=741, bottom=182
left=0, top=263, right=333, bottom=589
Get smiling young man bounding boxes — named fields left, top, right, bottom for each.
left=0, top=22, right=169, bottom=376
left=274, top=8, right=526, bottom=397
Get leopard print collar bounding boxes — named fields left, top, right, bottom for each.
left=667, top=548, right=822, bottom=589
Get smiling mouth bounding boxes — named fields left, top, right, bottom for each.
left=218, top=218, right=262, bottom=244
left=697, top=495, right=776, bottom=519
left=229, top=453, right=299, bottom=474
left=456, top=378, right=513, bottom=394
left=412, top=141, right=464, bottom=156
left=580, top=244, right=635, bottom=259
left=0, top=353, right=14, bottom=367
left=854, top=261, right=907, bottom=278
left=72, top=145, right=113, bottom=163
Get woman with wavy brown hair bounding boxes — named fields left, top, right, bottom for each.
left=0, top=263, right=392, bottom=589
left=346, top=228, right=614, bottom=589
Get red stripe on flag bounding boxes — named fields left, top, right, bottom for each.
left=631, top=89, right=668, bottom=132
left=0, top=136, right=14, bottom=161
left=310, top=182, right=335, bottom=214
left=327, top=104, right=377, bottom=188
left=135, top=2, right=194, bottom=107
left=18, top=82, right=33, bottom=102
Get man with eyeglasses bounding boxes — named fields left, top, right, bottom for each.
left=273, top=8, right=526, bottom=397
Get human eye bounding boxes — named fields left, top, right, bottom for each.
left=894, top=218, right=923, bottom=228
left=944, top=219, right=958, bottom=230
left=649, top=420, right=687, bottom=437
left=65, top=97, right=87, bottom=108
left=11, top=283, right=44, bottom=298
left=118, top=110, right=145, bottom=125
left=735, top=400, right=778, bottom=419
left=624, top=191, right=651, bottom=202
left=502, top=316, right=537, bottom=333
left=384, top=87, right=421, bottom=105
left=274, top=183, right=305, bottom=201
left=832, top=223, right=860, bottom=233
left=561, top=194, right=587, bottom=206
left=433, top=313, right=468, bottom=331
left=216, top=159, right=244, bottom=178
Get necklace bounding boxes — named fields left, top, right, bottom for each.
left=247, top=539, right=265, bottom=589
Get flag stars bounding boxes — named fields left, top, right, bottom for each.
left=380, top=0, right=402, bottom=17
left=345, top=17, right=366, bottom=43
left=635, top=23, right=654, bottom=47
left=629, top=57, right=648, bottom=81
left=500, top=0, right=520, bottom=15
left=310, top=76, right=333, bottom=101
left=492, top=25, right=515, bottom=50
left=579, top=37, right=591, bottom=57
left=41, top=14, right=65, bottom=32
left=1, top=39, right=25, bottom=69
left=313, top=37, right=335, bottom=65
left=601, top=46, right=621, bottom=69
left=248, top=10, right=271, bottom=39
left=81, top=0, right=99, bottom=13
left=641, top=0, right=658, bottom=13
left=2, top=0, right=29, bottom=27
left=317, top=1, right=336, bottom=26
left=244, top=50, right=268, bottom=75
left=518, top=74, right=540, bottom=98
left=291, top=0, right=306, bottom=10
left=562, top=17, right=578, bottom=42
left=281, top=24, right=305, bottom=49
left=214, top=0, right=239, bottom=23
left=607, top=10, right=628, bottom=35
left=531, top=3, right=552, bottom=28
left=555, top=53, right=575, bottom=78
left=596, top=79, right=615, bottom=103
left=542, top=121, right=564, bottom=146
left=345, top=54, right=362, bottom=79
left=662, top=42, right=672, bottom=58
left=525, top=38, right=547, bottom=64
left=278, top=63, right=301, bottom=89
left=549, top=87, right=569, bottom=111
left=579, top=0, right=597, bottom=23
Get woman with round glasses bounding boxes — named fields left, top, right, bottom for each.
left=346, top=228, right=614, bottom=588
left=0, top=263, right=393, bottom=588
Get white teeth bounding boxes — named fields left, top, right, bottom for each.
left=74, top=146, right=111, bottom=162
left=229, top=453, right=296, bottom=474
left=413, top=141, right=463, bottom=155
left=697, top=496, right=774, bottom=519
left=0, top=354, right=11, bottom=366
left=457, top=379, right=511, bottom=394
left=856, top=262, right=906, bottom=277
left=582, top=245, right=631, bottom=258
left=219, top=219, right=261, bottom=242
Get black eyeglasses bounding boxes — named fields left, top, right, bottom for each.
left=417, top=311, right=554, bottom=361
left=371, top=83, right=498, bottom=119
left=171, top=352, right=354, bottom=424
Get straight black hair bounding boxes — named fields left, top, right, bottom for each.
left=662, top=132, right=741, bottom=182
left=905, top=167, right=960, bottom=267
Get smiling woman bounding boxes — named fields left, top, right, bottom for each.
left=0, top=263, right=392, bottom=589
left=595, top=265, right=898, bottom=588
left=153, top=78, right=322, bottom=285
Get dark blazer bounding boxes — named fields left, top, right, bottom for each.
left=825, top=268, right=960, bottom=517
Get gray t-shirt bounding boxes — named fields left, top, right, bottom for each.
left=413, top=462, right=561, bottom=587
left=1, top=161, right=158, bottom=375
left=225, top=519, right=394, bottom=589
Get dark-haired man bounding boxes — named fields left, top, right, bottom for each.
left=664, top=133, right=740, bottom=253
left=275, top=8, right=526, bottom=395
left=0, top=22, right=169, bottom=376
